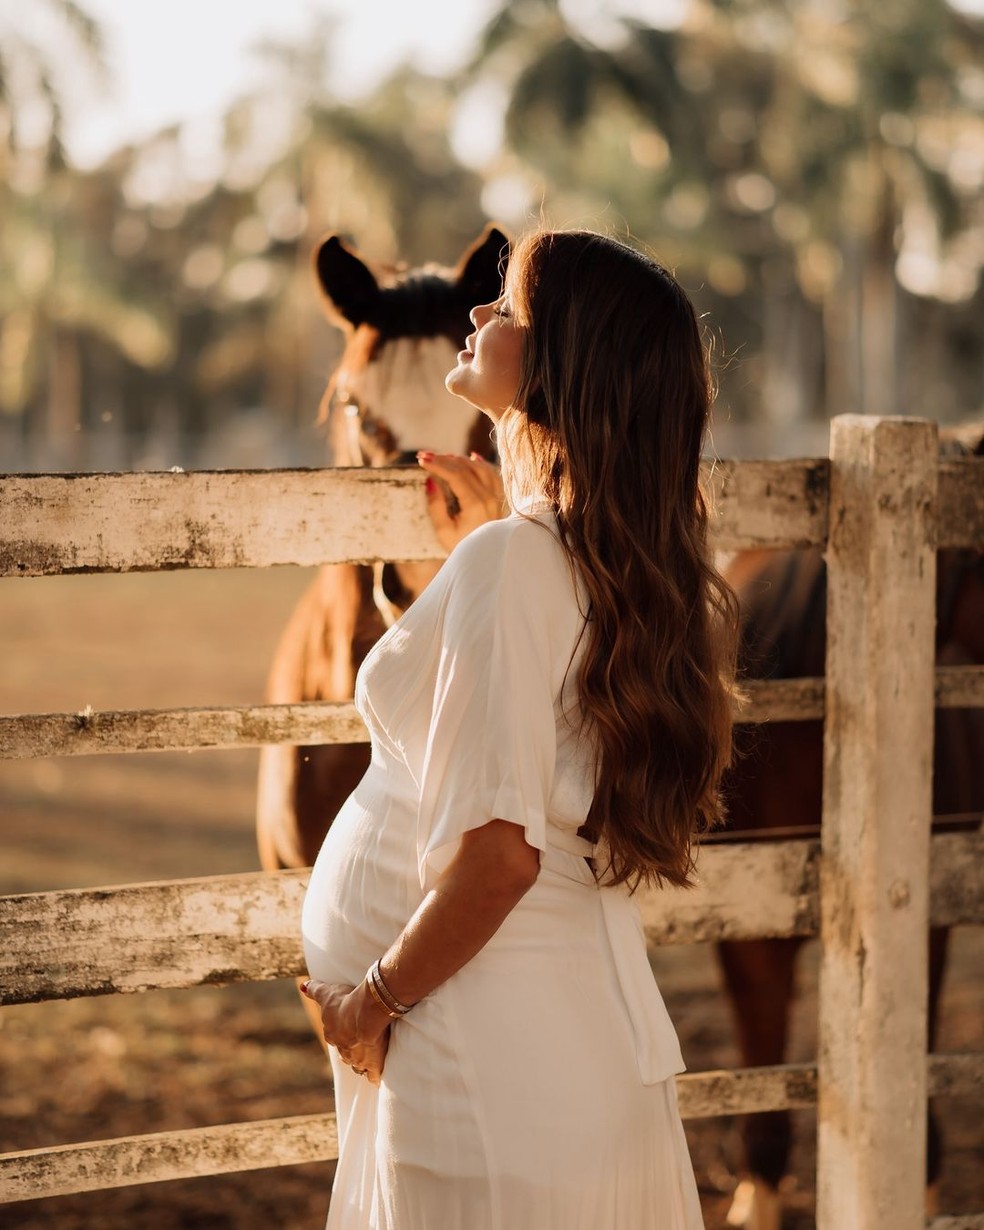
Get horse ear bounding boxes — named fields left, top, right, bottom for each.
left=314, top=235, right=381, bottom=328
left=456, top=223, right=510, bottom=304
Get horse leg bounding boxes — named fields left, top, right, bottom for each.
left=925, top=924, right=950, bottom=1215
left=717, top=936, right=803, bottom=1230
left=925, top=666, right=982, bottom=1206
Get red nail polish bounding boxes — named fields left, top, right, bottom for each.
left=299, top=980, right=310, bottom=995
left=425, top=477, right=436, bottom=495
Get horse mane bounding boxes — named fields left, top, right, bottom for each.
left=368, top=266, right=481, bottom=341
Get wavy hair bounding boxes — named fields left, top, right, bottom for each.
left=497, top=230, right=740, bottom=890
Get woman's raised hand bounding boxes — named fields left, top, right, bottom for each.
left=417, top=451, right=507, bottom=552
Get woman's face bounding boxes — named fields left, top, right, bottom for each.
left=445, top=293, right=525, bottom=422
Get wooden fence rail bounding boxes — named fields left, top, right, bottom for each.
left=0, top=454, right=978, bottom=576
left=1, top=430, right=981, bottom=1224
left=3, top=1055, right=981, bottom=1206
left=1, top=667, right=981, bottom=759
left=0, top=460, right=832, bottom=576
left=2, top=832, right=979, bottom=1006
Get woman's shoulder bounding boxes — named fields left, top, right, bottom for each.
left=443, top=511, right=584, bottom=623
left=449, top=511, right=566, bottom=578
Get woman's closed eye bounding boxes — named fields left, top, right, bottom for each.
left=493, top=304, right=511, bottom=319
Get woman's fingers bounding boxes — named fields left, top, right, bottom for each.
left=419, top=451, right=501, bottom=502
left=349, top=1032, right=390, bottom=1086
left=300, top=978, right=351, bottom=1046
left=467, top=451, right=506, bottom=496
left=424, top=475, right=456, bottom=551
left=301, top=979, right=390, bottom=1083
left=301, top=980, right=391, bottom=1086
left=300, top=978, right=347, bottom=1009
left=338, top=1031, right=390, bottom=1086
left=417, top=451, right=506, bottom=550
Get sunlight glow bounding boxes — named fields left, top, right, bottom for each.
left=69, top=0, right=499, bottom=169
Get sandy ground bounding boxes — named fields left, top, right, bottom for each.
left=1, top=567, right=981, bottom=1228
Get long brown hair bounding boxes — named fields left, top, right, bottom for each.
left=498, top=230, right=739, bottom=890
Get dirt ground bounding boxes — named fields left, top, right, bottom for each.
left=1, top=568, right=981, bottom=1228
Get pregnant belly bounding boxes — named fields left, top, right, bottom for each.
left=301, top=771, right=418, bottom=987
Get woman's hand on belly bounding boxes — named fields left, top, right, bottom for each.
left=301, top=978, right=392, bottom=1086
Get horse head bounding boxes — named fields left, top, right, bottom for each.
left=311, top=224, right=509, bottom=620
left=314, top=225, right=508, bottom=467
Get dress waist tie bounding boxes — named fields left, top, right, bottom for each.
left=543, top=823, right=686, bottom=1087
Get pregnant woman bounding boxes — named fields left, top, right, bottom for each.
left=300, top=228, right=739, bottom=1229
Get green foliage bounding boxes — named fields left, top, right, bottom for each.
left=3, top=0, right=981, bottom=465
left=466, top=0, right=983, bottom=425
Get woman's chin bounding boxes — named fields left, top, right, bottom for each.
left=445, top=367, right=474, bottom=403
left=445, top=369, right=499, bottom=422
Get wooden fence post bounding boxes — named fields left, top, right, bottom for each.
left=818, top=415, right=938, bottom=1229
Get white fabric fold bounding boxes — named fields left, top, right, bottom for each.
left=543, top=823, right=685, bottom=1086
left=597, top=883, right=686, bottom=1085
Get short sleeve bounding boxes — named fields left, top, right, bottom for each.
left=415, top=524, right=562, bottom=889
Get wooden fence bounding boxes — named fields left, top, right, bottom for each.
left=0, top=414, right=982, bottom=1228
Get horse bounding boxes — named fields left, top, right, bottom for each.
left=256, top=225, right=508, bottom=1036
left=717, top=426, right=984, bottom=1230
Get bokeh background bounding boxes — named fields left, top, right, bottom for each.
left=1, top=1, right=982, bottom=1226
left=2, top=0, right=983, bottom=472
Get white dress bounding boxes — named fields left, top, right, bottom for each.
left=301, top=498, right=704, bottom=1230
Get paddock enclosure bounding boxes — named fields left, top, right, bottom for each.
left=0, top=414, right=981, bottom=1228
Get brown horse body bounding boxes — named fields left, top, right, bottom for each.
left=256, top=227, right=508, bottom=874
left=719, top=429, right=984, bottom=1228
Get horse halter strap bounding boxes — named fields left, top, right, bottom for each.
left=338, top=393, right=369, bottom=468
left=334, top=388, right=419, bottom=468
left=330, top=385, right=427, bottom=631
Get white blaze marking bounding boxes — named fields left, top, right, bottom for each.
left=348, top=336, right=480, bottom=455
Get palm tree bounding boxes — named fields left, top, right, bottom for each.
left=463, top=0, right=984, bottom=429
left=0, top=0, right=108, bottom=171
left=0, top=3, right=180, bottom=466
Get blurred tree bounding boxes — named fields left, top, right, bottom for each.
left=198, top=23, right=491, bottom=457
left=0, top=11, right=492, bottom=469
left=464, top=0, right=984, bottom=431
left=0, top=168, right=173, bottom=463
left=0, top=3, right=173, bottom=466
left=0, top=0, right=107, bottom=172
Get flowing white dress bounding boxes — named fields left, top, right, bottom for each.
left=301, top=498, right=704, bottom=1230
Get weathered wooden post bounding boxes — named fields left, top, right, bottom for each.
left=818, top=415, right=938, bottom=1229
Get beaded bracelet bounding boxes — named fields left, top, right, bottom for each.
left=366, top=958, right=413, bottom=1018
